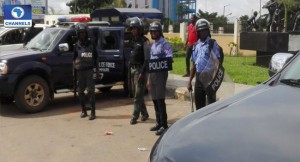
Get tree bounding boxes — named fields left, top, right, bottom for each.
left=196, top=9, right=228, bottom=32
left=239, top=15, right=249, bottom=31
left=176, top=4, right=188, bottom=23
left=66, top=0, right=113, bottom=14
left=277, top=0, right=300, bottom=31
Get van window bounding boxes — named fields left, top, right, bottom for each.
left=98, top=30, right=120, bottom=50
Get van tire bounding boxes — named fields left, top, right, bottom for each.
left=15, top=75, right=50, bottom=113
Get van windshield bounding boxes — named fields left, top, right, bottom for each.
left=26, top=28, right=67, bottom=51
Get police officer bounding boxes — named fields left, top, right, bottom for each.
left=187, top=19, right=221, bottom=110
left=147, top=21, right=173, bottom=135
left=73, top=23, right=99, bottom=120
left=128, top=17, right=150, bottom=125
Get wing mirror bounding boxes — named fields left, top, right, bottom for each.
left=58, top=43, right=69, bottom=52
left=269, top=53, right=294, bottom=77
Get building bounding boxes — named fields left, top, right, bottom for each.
left=125, top=0, right=196, bottom=23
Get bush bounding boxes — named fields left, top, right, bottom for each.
left=165, top=37, right=185, bottom=57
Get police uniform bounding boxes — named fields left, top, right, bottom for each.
left=129, top=35, right=150, bottom=123
left=148, top=37, right=173, bottom=132
left=73, top=35, right=98, bottom=120
left=191, top=36, right=220, bottom=110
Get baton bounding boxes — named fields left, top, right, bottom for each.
left=189, top=90, right=194, bottom=112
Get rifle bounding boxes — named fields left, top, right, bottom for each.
left=127, top=63, right=133, bottom=98
left=73, top=67, right=77, bottom=102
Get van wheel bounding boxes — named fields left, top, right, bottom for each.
left=98, top=86, right=112, bottom=92
left=15, top=76, right=50, bottom=113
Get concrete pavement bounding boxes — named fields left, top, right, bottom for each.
left=166, top=73, right=254, bottom=101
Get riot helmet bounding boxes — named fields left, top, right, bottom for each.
left=127, top=17, right=145, bottom=35
left=75, top=23, right=88, bottom=36
left=196, top=19, right=210, bottom=31
left=149, top=21, right=163, bottom=32
left=75, top=23, right=89, bottom=43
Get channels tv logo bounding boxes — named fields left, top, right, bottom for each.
left=4, top=5, right=32, bottom=28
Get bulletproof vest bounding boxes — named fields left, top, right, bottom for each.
left=74, top=42, right=95, bottom=70
left=129, top=37, right=147, bottom=64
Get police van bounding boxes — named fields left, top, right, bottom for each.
left=0, top=19, right=133, bottom=113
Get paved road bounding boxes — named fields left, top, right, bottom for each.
left=0, top=87, right=191, bottom=162
left=0, top=74, right=254, bottom=162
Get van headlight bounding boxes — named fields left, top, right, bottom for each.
left=0, top=60, right=8, bottom=75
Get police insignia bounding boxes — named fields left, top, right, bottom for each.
left=146, top=57, right=173, bottom=73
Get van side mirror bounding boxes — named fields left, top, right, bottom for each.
left=59, top=43, right=69, bottom=52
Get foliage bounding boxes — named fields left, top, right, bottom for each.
left=66, top=0, right=126, bottom=14
left=172, top=56, right=269, bottom=85
left=163, top=18, right=170, bottom=32
left=277, top=0, right=300, bottom=31
left=239, top=15, right=249, bottom=31
left=176, top=4, right=189, bottom=22
left=165, top=37, right=185, bottom=57
left=256, top=14, right=268, bottom=30
left=196, top=9, right=228, bottom=32
left=227, top=41, right=237, bottom=47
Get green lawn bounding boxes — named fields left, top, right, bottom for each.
left=171, top=56, right=270, bottom=85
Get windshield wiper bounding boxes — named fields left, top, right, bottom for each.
left=280, top=79, right=300, bottom=88
left=29, top=47, right=40, bottom=51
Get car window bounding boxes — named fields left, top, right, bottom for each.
left=26, top=28, right=67, bottom=51
left=61, top=31, right=76, bottom=52
left=1, top=29, right=23, bottom=45
left=98, top=30, right=120, bottom=50
left=281, top=55, right=300, bottom=80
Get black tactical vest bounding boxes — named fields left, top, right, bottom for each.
left=129, top=37, right=147, bottom=65
left=74, top=42, right=95, bottom=70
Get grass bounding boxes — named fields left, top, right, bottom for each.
left=171, top=56, right=270, bottom=86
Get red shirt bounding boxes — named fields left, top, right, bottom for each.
left=187, top=24, right=198, bottom=45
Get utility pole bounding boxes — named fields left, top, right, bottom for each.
left=223, top=4, right=230, bottom=17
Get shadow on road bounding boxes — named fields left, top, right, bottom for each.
left=0, top=87, right=132, bottom=118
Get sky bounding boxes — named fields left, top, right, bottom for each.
left=49, top=0, right=270, bottom=21
left=197, top=0, right=269, bottom=21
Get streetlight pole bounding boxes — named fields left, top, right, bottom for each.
left=223, top=4, right=230, bottom=17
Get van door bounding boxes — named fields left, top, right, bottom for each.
left=97, top=27, right=125, bottom=84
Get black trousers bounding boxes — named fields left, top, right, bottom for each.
left=77, top=69, right=95, bottom=109
left=194, top=73, right=216, bottom=110
left=153, top=99, right=168, bottom=128
left=185, top=45, right=193, bottom=74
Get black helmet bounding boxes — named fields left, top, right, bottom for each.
left=129, top=18, right=143, bottom=29
left=128, top=17, right=144, bottom=33
left=196, top=19, right=210, bottom=31
left=149, top=21, right=162, bottom=32
left=75, top=23, right=87, bottom=35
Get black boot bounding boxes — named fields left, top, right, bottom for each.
left=80, top=106, right=87, bottom=118
left=155, top=125, right=168, bottom=135
left=150, top=124, right=161, bottom=131
left=89, top=107, right=95, bottom=120
left=130, top=117, right=138, bottom=125
left=155, top=99, right=168, bottom=135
